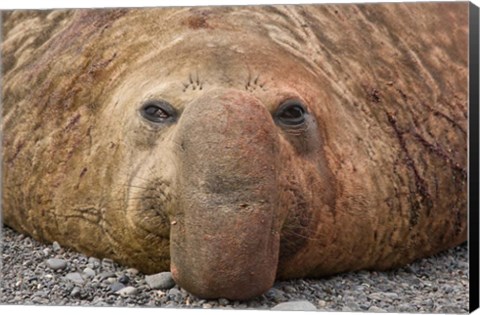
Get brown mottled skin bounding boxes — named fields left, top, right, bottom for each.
left=1, top=3, right=468, bottom=300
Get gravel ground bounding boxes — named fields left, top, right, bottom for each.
left=1, top=225, right=469, bottom=312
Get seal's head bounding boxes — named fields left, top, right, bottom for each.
left=2, top=4, right=468, bottom=301
left=103, top=15, right=336, bottom=299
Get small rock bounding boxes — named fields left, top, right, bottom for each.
left=110, top=282, right=125, bottom=293
left=283, top=285, right=297, bottom=293
left=265, top=288, right=287, bottom=303
left=368, top=292, right=384, bottom=300
left=168, top=288, right=182, bottom=296
left=83, top=267, right=96, bottom=278
left=46, top=258, right=67, bottom=270
left=86, top=263, right=96, bottom=269
left=126, top=268, right=139, bottom=276
left=145, top=272, right=176, bottom=290
left=116, top=286, right=138, bottom=296
left=383, top=292, right=399, bottom=299
left=203, top=303, right=213, bottom=309
left=118, top=274, right=130, bottom=284
left=106, top=277, right=117, bottom=284
left=52, top=241, right=62, bottom=252
left=368, top=305, right=386, bottom=312
left=88, top=257, right=101, bottom=265
left=317, top=300, right=327, bottom=308
left=218, top=298, right=229, bottom=306
left=42, top=248, right=52, bottom=256
left=346, top=301, right=361, bottom=311
left=65, top=272, right=85, bottom=285
left=398, top=303, right=414, bottom=312
left=70, top=287, right=81, bottom=298
left=98, top=271, right=116, bottom=280
left=101, top=258, right=114, bottom=268
left=272, top=301, right=317, bottom=311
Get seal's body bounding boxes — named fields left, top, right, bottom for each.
left=2, top=3, right=468, bottom=300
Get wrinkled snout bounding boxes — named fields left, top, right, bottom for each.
left=170, top=89, right=281, bottom=300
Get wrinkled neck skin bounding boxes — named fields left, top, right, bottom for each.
left=100, top=31, right=336, bottom=300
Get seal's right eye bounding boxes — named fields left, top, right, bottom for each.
left=140, top=100, right=177, bottom=124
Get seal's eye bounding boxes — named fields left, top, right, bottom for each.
left=140, top=100, right=177, bottom=123
left=275, top=99, right=307, bottom=126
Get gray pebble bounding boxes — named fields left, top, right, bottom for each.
left=116, top=286, right=138, bottom=296
left=101, top=258, right=114, bottom=268
left=97, top=271, right=116, bottom=280
left=265, top=288, right=287, bottom=303
left=283, top=285, right=297, bottom=293
left=52, top=241, right=62, bottom=252
left=145, top=272, right=175, bottom=290
left=368, top=305, right=387, bottom=312
left=0, top=226, right=470, bottom=311
left=64, top=272, right=85, bottom=285
left=70, top=287, right=81, bottom=298
left=46, top=258, right=67, bottom=270
left=272, top=301, right=317, bottom=311
left=383, top=292, right=399, bottom=299
left=83, top=267, right=96, bottom=278
left=86, top=263, right=96, bottom=269
left=168, top=288, right=182, bottom=296
left=368, top=292, right=384, bottom=300
left=88, top=257, right=101, bottom=265
left=110, top=282, right=125, bottom=293
left=218, top=298, right=229, bottom=306
left=126, top=268, right=139, bottom=276
left=106, top=277, right=117, bottom=284
left=118, top=274, right=129, bottom=284
left=342, top=306, right=353, bottom=312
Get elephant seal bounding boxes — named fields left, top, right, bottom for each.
left=1, top=3, right=468, bottom=300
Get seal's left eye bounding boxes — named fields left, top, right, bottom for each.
left=140, top=100, right=177, bottom=123
left=274, top=99, right=308, bottom=127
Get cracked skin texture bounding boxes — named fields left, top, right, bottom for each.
left=1, top=3, right=468, bottom=300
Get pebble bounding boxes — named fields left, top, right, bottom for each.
left=46, top=258, right=67, bottom=270
left=110, top=282, right=126, bottom=293
left=106, top=277, right=117, bottom=284
left=52, top=241, right=62, bottom=252
left=0, top=226, right=469, bottom=311
left=168, top=288, right=182, bottom=296
left=83, top=267, right=96, bottom=278
left=88, top=257, right=101, bottom=265
left=272, top=300, right=317, bottom=311
left=265, top=288, right=287, bottom=303
left=64, top=272, right=85, bottom=285
left=145, top=272, right=176, bottom=290
left=283, top=285, right=297, bottom=293
left=98, top=271, right=116, bottom=280
left=118, top=274, right=130, bottom=284
left=126, top=268, right=139, bottom=276
left=218, top=298, right=230, bottom=306
left=369, top=305, right=387, bottom=312
left=116, top=286, right=138, bottom=296
left=70, top=287, right=81, bottom=298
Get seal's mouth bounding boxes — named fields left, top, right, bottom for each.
left=170, top=200, right=280, bottom=300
